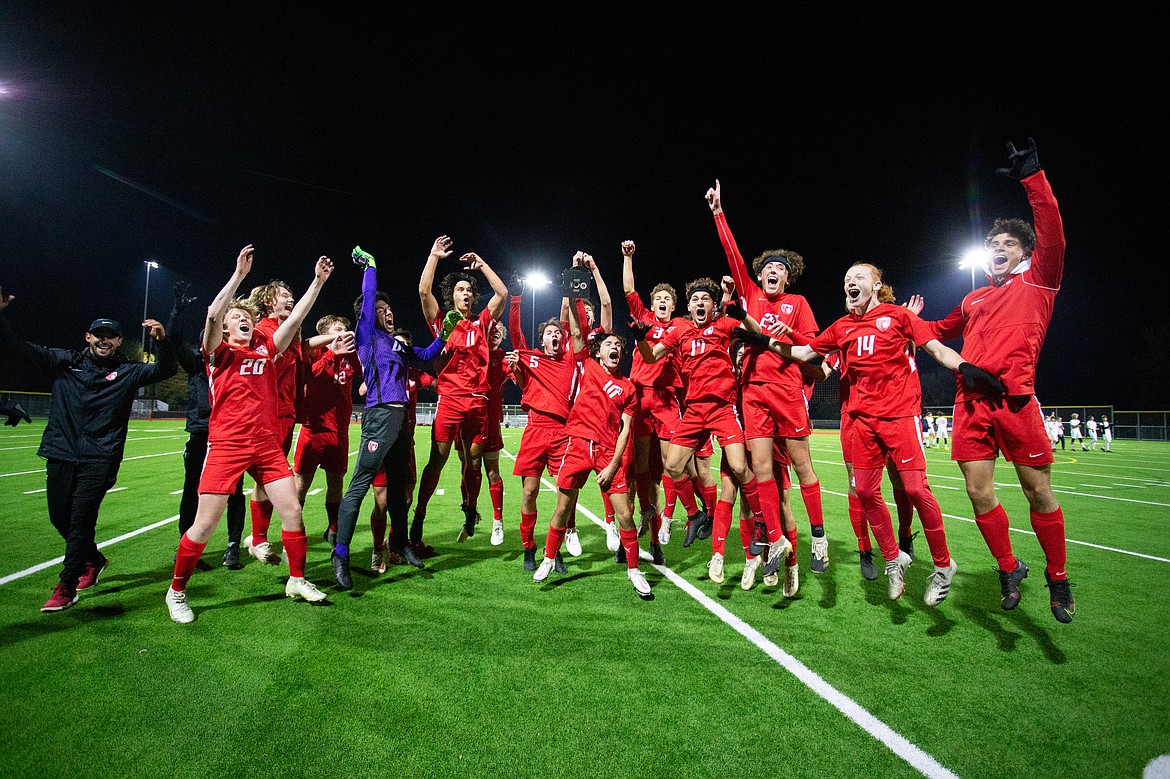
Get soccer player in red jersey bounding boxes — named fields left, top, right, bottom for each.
left=532, top=293, right=650, bottom=597
left=505, top=279, right=576, bottom=572
left=924, top=138, right=1075, bottom=623
left=293, top=315, right=360, bottom=545
left=706, top=180, right=830, bottom=574
left=757, top=263, right=1002, bottom=606
left=165, top=246, right=333, bottom=623
left=634, top=276, right=791, bottom=580
left=461, top=322, right=509, bottom=545
left=414, top=235, right=509, bottom=545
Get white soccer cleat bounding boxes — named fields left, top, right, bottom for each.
left=564, top=528, right=582, bottom=557
left=707, top=552, right=725, bottom=584
left=166, top=588, right=195, bottom=624
left=490, top=520, right=505, bottom=546
left=628, top=568, right=651, bottom=597
left=810, top=535, right=829, bottom=573
left=924, top=559, right=958, bottom=607
left=245, top=535, right=280, bottom=565
left=783, top=562, right=800, bottom=597
left=762, top=536, right=792, bottom=578
left=741, top=555, right=761, bottom=591
left=533, top=556, right=556, bottom=584
left=285, top=576, right=326, bottom=602
left=886, top=550, right=913, bottom=600
left=658, top=516, right=673, bottom=546
left=605, top=521, right=620, bottom=553
left=371, top=550, right=386, bottom=574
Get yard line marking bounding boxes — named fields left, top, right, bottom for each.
left=307, top=488, right=323, bottom=496
left=0, top=515, right=179, bottom=586
left=170, top=489, right=184, bottom=494
left=107, top=487, right=126, bottom=493
left=499, top=450, right=961, bottom=779
left=22, top=488, right=46, bottom=494
left=0, top=449, right=184, bottom=478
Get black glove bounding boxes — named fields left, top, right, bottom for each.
left=724, top=302, right=747, bottom=321
left=733, top=327, right=771, bottom=348
left=995, top=137, right=1040, bottom=180
left=958, top=362, right=1007, bottom=395
left=507, top=274, right=525, bottom=297
left=2, top=401, right=32, bottom=426
left=173, top=281, right=197, bottom=311
left=561, top=266, right=592, bottom=298
left=628, top=319, right=652, bottom=342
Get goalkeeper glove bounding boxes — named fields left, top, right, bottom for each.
left=995, top=138, right=1041, bottom=180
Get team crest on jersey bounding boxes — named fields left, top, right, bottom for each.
left=781, top=303, right=793, bottom=315
left=105, top=371, right=118, bottom=381
left=256, top=345, right=270, bottom=356
left=876, top=316, right=892, bottom=332
left=367, top=441, right=379, bottom=453
left=704, top=326, right=715, bottom=335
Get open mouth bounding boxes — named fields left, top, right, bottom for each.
left=990, top=254, right=1009, bottom=267
left=846, top=286, right=862, bottom=303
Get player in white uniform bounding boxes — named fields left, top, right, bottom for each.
left=1086, top=416, right=1098, bottom=449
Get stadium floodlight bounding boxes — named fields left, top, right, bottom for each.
left=142, top=260, right=159, bottom=355
left=959, top=248, right=986, bottom=291
left=523, top=271, right=551, bottom=345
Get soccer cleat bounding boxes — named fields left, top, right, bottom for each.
left=533, top=556, right=556, bottom=583
left=885, top=550, right=913, bottom=600
left=165, top=588, right=195, bottom=623
left=614, top=543, right=627, bottom=564
left=784, top=562, right=800, bottom=598
left=998, top=559, right=1029, bottom=611
left=245, top=536, right=280, bottom=565
left=810, top=535, right=829, bottom=573
left=708, top=552, right=725, bottom=584
left=401, top=545, right=425, bottom=570
left=741, top=556, right=761, bottom=591
left=638, top=508, right=656, bottom=538
left=41, top=584, right=79, bottom=613
left=658, top=517, right=673, bottom=546
left=285, top=576, right=327, bottom=602
left=564, top=528, right=582, bottom=557
left=747, top=521, right=769, bottom=557
left=323, top=528, right=337, bottom=547
left=411, top=540, right=436, bottom=559
left=222, top=542, right=243, bottom=570
left=762, top=536, right=792, bottom=578
left=554, top=552, right=569, bottom=574
left=371, top=549, right=386, bottom=574
left=605, top=521, right=621, bottom=552
left=628, top=568, right=652, bottom=597
left=650, top=542, right=665, bottom=565
left=331, top=553, right=353, bottom=590
left=76, top=552, right=109, bottom=591
left=763, top=569, right=779, bottom=588
left=384, top=549, right=403, bottom=566
left=924, top=559, right=958, bottom=607
left=858, top=550, right=879, bottom=581
left=683, top=510, right=711, bottom=548
left=490, top=520, right=505, bottom=546
left=351, top=245, right=376, bottom=269
left=1045, top=571, right=1076, bottom=624
left=899, top=530, right=918, bottom=561
left=522, top=546, right=537, bottom=572
left=694, top=510, right=713, bottom=540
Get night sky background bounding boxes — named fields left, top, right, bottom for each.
left=1, top=5, right=1164, bottom=408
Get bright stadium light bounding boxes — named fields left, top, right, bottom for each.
left=142, top=260, right=159, bottom=355
left=959, top=248, right=986, bottom=291
left=523, top=271, right=551, bottom=345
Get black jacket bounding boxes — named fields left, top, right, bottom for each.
left=0, top=313, right=177, bottom=463
left=166, top=305, right=211, bottom=434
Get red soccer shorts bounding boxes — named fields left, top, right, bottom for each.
left=742, top=382, right=813, bottom=439
left=278, top=416, right=297, bottom=456
left=951, top=395, right=1054, bottom=465
left=200, top=436, right=293, bottom=494
left=482, top=421, right=504, bottom=454
left=851, top=414, right=925, bottom=471
left=513, top=421, right=568, bottom=478
left=433, top=394, right=488, bottom=445
left=555, top=436, right=628, bottom=494
left=839, top=412, right=855, bottom=465
left=695, top=434, right=715, bottom=459
left=670, top=399, right=745, bottom=452
left=633, top=386, right=682, bottom=439
left=293, top=429, right=350, bottom=475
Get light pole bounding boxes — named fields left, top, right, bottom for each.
left=142, top=260, right=159, bottom=356
left=959, top=248, right=984, bottom=292
left=523, top=271, right=550, bottom=345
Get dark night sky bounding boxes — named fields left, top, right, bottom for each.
left=1, top=5, right=1163, bottom=407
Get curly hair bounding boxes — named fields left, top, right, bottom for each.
left=440, top=271, right=479, bottom=312
left=315, top=314, right=350, bottom=335
left=249, top=280, right=292, bottom=317
left=985, top=217, right=1037, bottom=256
left=751, top=249, right=805, bottom=284
left=589, top=331, right=626, bottom=360
left=685, top=277, right=721, bottom=302
left=352, top=291, right=390, bottom=322
left=650, top=282, right=677, bottom=308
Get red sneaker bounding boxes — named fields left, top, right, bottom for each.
left=76, top=553, right=108, bottom=591
left=41, top=584, right=79, bottom=613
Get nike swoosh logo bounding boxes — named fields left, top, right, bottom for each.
left=901, top=457, right=914, bottom=463
left=970, top=298, right=986, bottom=305
left=1029, top=453, right=1043, bottom=458
left=794, top=427, right=806, bottom=433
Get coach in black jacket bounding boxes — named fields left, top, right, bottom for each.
left=0, top=286, right=177, bottom=613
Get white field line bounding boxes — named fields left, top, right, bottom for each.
left=0, top=449, right=184, bottom=478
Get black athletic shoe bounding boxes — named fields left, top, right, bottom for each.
left=554, top=552, right=568, bottom=574
left=401, top=545, right=425, bottom=570
left=694, top=510, right=713, bottom=540
left=332, top=552, right=353, bottom=590
left=899, top=530, right=919, bottom=561
left=222, top=542, right=242, bottom=570
left=650, top=542, right=665, bottom=565
left=461, top=505, right=477, bottom=540
left=615, top=544, right=627, bottom=564
left=523, top=546, right=537, bottom=572
left=684, top=510, right=711, bottom=548
left=858, top=550, right=879, bottom=581
left=997, top=559, right=1028, bottom=610
left=747, top=521, right=769, bottom=557
left=1045, top=570, right=1075, bottom=624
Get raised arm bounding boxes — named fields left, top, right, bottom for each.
left=461, top=252, right=509, bottom=321
left=706, top=179, right=756, bottom=299
left=580, top=252, right=612, bottom=333
left=621, top=240, right=637, bottom=296
left=274, top=256, right=334, bottom=354
left=419, top=235, right=453, bottom=327
left=204, top=245, right=254, bottom=354
left=506, top=274, right=529, bottom=351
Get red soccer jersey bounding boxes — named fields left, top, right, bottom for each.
left=714, top=211, right=819, bottom=391
left=255, top=316, right=304, bottom=420
left=657, top=315, right=740, bottom=404
left=406, top=368, right=436, bottom=437
left=928, top=171, right=1064, bottom=401
left=512, top=346, right=574, bottom=423
left=486, top=346, right=508, bottom=425
left=808, top=303, right=935, bottom=419
left=204, top=330, right=280, bottom=442
left=564, top=358, right=638, bottom=448
left=301, top=348, right=361, bottom=434
left=625, top=290, right=685, bottom=391
left=431, top=307, right=495, bottom=396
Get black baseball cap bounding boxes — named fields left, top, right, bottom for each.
left=87, top=318, right=122, bottom=337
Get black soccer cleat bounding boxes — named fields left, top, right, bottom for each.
left=858, top=549, right=879, bottom=581
left=401, top=545, right=425, bottom=570
left=222, top=542, right=243, bottom=570
left=684, top=510, right=712, bottom=548
left=554, top=552, right=568, bottom=574
left=899, top=530, right=918, bottom=561
left=997, top=559, right=1028, bottom=610
left=523, top=546, right=537, bottom=572
left=650, top=542, right=665, bottom=565
left=332, top=552, right=353, bottom=591
left=1045, top=570, right=1076, bottom=624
